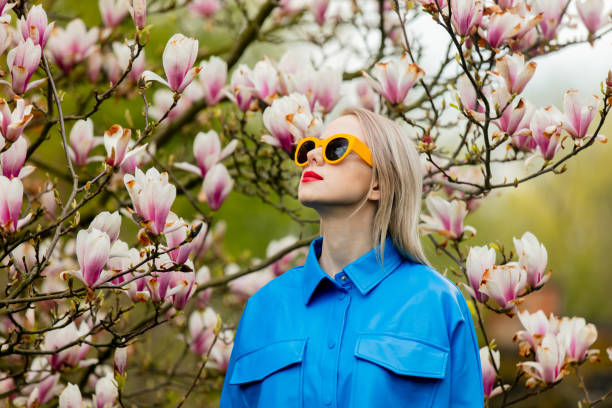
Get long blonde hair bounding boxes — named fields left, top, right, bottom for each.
left=340, top=107, right=431, bottom=269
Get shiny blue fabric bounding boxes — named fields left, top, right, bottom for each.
left=219, top=236, right=485, bottom=407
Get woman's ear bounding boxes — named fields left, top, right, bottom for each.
left=368, top=177, right=380, bottom=201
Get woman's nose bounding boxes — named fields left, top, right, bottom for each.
left=307, top=146, right=324, bottom=166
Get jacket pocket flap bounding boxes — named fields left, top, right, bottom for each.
left=354, top=333, right=449, bottom=379
left=229, top=338, right=307, bottom=385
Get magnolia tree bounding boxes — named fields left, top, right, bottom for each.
left=0, top=0, right=611, bottom=406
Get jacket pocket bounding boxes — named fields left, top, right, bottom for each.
left=350, top=333, right=448, bottom=408
left=229, top=338, right=307, bottom=408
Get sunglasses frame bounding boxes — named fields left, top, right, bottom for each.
left=294, top=133, right=373, bottom=167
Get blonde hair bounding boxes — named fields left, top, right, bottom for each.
left=341, top=107, right=431, bottom=269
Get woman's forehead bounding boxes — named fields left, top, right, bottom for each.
left=320, top=115, right=363, bottom=140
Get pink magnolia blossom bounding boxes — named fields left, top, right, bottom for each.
left=89, top=210, right=122, bottom=243
left=47, top=19, right=99, bottom=74
left=532, top=0, right=569, bottom=41
left=513, top=231, right=551, bottom=289
left=61, top=228, right=112, bottom=288
left=493, top=97, right=535, bottom=141
left=514, top=309, right=554, bottom=353
left=224, top=64, right=256, bottom=112
left=92, top=374, right=118, bottom=408
left=496, top=0, right=516, bottom=9
left=362, top=54, right=425, bottom=105
left=190, top=219, right=212, bottom=260
left=42, top=320, right=92, bottom=370
left=174, top=129, right=238, bottom=179
left=68, top=118, right=103, bottom=166
left=103, top=124, right=148, bottom=167
left=0, top=176, right=32, bottom=233
left=529, top=105, right=563, bottom=161
left=188, top=0, right=221, bottom=17
left=112, top=41, right=146, bottom=82
left=195, top=265, right=213, bottom=307
left=114, top=347, right=127, bottom=377
left=59, top=383, right=83, bottom=408
left=0, top=0, right=15, bottom=23
left=478, top=262, right=527, bottom=309
left=558, top=316, right=598, bottom=362
left=311, top=0, right=330, bottom=25
left=419, top=194, right=477, bottom=239
left=226, top=262, right=275, bottom=302
left=124, top=167, right=176, bottom=235
left=18, top=4, right=54, bottom=49
left=164, top=211, right=196, bottom=264
left=496, top=52, right=536, bottom=95
left=266, top=235, right=306, bottom=277
left=0, top=38, right=45, bottom=96
left=167, top=266, right=197, bottom=309
left=98, top=0, right=130, bottom=28
left=451, top=0, right=483, bottom=37
left=576, top=0, right=608, bottom=35
left=355, top=77, right=379, bottom=112
left=460, top=245, right=495, bottom=302
left=149, top=89, right=192, bottom=122
left=209, top=329, right=234, bottom=372
left=246, top=56, right=280, bottom=104
left=456, top=74, right=485, bottom=119
left=198, top=56, right=227, bottom=106
left=479, top=11, right=523, bottom=48
left=561, top=89, right=599, bottom=141
left=87, top=46, right=103, bottom=83
left=129, top=0, right=147, bottom=29
left=1, top=136, right=35, bottom=179
left=415, top=0, right=448, bottom=10
left=141, top=33, right=201, bottom=93
left=189, top=307, right=218, bottom=355
left=517, top=333, right=568, bottom=386
left=312, top=67, right=342, bottom=113
left=261, top=93, right=322, bottom=152
left=480, top=346, right=508, bottom=398
left=202, top=163, right=233, bottom=210
left=143, top=251, right=174, bottom=302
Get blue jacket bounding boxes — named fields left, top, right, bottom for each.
left=219, top=235, right=485, bottom=407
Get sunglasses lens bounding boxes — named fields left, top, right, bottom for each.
left=296, top=140, right=316, bottom=164
left=325, top=137, right=349, bottom=161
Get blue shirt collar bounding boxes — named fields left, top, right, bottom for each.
left=301, top=235, right=405, bottom=305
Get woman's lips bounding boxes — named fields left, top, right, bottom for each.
left=302, top=171, right=323, bottom=182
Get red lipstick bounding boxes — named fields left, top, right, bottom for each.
left=302, top=171, right=323, bottom=182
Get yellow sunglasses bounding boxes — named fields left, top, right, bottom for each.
left=294, top=133, right=373, bottom=167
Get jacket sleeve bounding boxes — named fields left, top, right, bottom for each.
left=219, top=299, right=251, bottom=408
left=449, top=290, right=485, bottom=407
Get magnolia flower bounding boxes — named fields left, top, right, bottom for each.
left=168, top=266, right=197, bottom=309
left=114, top=347, right=127, bottom=377
left=478, top=262, right=526, bottom=309
left=0, top=38, right=46, bottom=95
left=141, top=33, right=200, bottom=93
left=149, top=89, right=192, bottom=122
left=355, top=77, right=379, bottom=112
left=517, top=333, right=568, bottom=386
left=92, top=373, right=118, bottom=408
left=202, top=163, right=233, bottom=210
left=0, top=97, right=33, bottom=143
left=532, top=0, right=569, bottom=41
left=209, top=329, right=234, bottom=373
left=89, top=211, right=122, bottom=243
left=496, top=53, right=536, bottom=95
left=529, top=106, right=563, bottom=161
left=480, top=346, right=508, bottom=398
left=174, top=130, right=238, bottom=179
left=143, top=251, right=174, bottom=302
left=59, top=383, right=83, bottom=408
left=311, top=0, right=330, bottom=25
left=493, top=97, right=534, bottom=141
left=61, top=228, right=112, bottom=288
left=266, top=235, right=306, bottom=277
left=99, top=0, right=130, bottom=28
left=42, top=320, right=92, bottom=370
left=198, top=55, right=227, bottom=106
left=164, top=211, right=195, bottom=264
left=311, top=67, right=342, bottom=113
left=562, top=90, right=599, bottom=142
left=513, top=231, right=550, bottom=289
left=514, top=309, right=553, bottom=354
left=112, top=41, right=146, bottom=82
left=460, top=245, right=495, bottom=302
left=189, top=307, right=218, bottom=355
left=18, top=4, right=54, bottom=49
left=576, top=0, right=608, bottom=35
left=124, top=167, right=177, bottom=235
left=0, top=176, right=32, bottom=233
left=246, top=56, right=280, bottom=104
left=362, top=54, right=425, bottom=105
left=479, top=11, right=523, bottom=48
left=87, top=46, right=103, bottom=83
left=224, top=64, right=256, bottom=112
left=68, top=119, right=103, bottom=166
left=261, top=93, right=322, bottom=152
left=558, top=316, right=598, bottom=363
left=0, top=0, right=15, bottom=23
left=1, top=136, right=36, bottom=179
left=129, top=0, right=146, bottom=29
left=194, top=265, right=213, bottom=307
left=104, top=124, right=148, bottom=167
left=419, top=194, right=476, bottom=239
left=451, top=0, right=483, bottom=36
left=226, top=262, right=275, bottom=303
left=188, top=0, right=221, bottom=17
left=47, top=19, right=99, bottom=74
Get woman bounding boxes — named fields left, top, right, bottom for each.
left=219, top=107, right=485, bottom=407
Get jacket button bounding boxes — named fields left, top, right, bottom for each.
left=328, top=340, right=336, bottom=349
left=338, top=292, right=346, bottom=300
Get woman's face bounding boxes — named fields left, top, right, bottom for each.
left=297, top=115, right=379, bottom=211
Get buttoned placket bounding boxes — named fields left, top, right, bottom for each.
left=321, top=271, right=352, bottom=407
